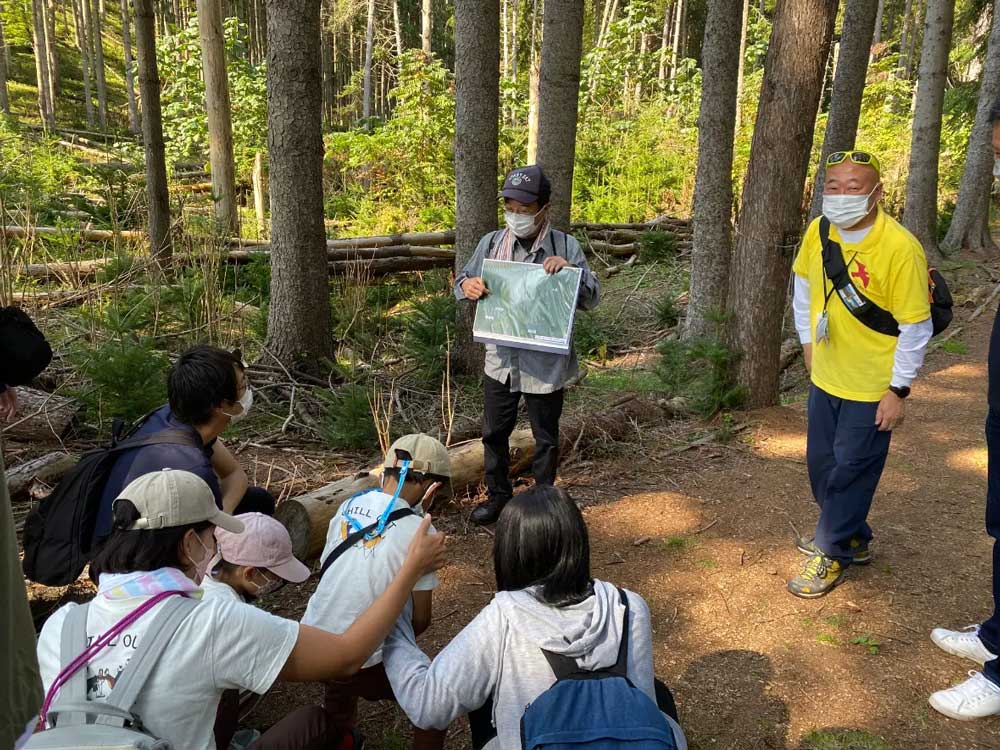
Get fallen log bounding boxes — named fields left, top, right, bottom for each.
left=227, top=245, right=456, bottom=263
left=0, top=225, right=146, bottom=243
left=19, top=258, right=112, bottom=280
left=277, top=398, right=655, bottom=560
left=6, top=452, right=77, bottom=498
left=573, top=221, right=691, bottom=232
left=1, top=388, right=78, bottom=442
left=325, top=231, right=456, bottom=250
left=328, top=256, right=454, bottom=276
left=588, top=240, right=639, bottom=257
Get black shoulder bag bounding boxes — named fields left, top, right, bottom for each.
left=819, top=217, right=953, bottom=337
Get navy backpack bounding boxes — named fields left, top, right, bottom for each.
left=520, top=589, right=678, bottom=750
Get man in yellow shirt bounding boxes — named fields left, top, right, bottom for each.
left=789, top=150, right=931, bottom=598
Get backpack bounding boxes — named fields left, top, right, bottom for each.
left=519, top=589, right=678, bottom=750
left=27, top=591, right=198, bottom=749
left=0, top=305, right=52, bottom=385
left=21, top=418, right=204, bottom=586
left=819, top=217, right=953, bottom=337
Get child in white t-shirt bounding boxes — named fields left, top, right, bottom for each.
left=302, top=434, right=451, bottom=750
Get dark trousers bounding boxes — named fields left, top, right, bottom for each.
left=325, top=662, right=446, bottom=750
left=483, top=375, right=564, bottom=503
left=982, top=410, right=1000, bottom=686
left=806, top=386, right=892, bottom=564
left=467, top=679, right=679, bottom=750
left=214, top=696, right=327, bottom=750
left=235, top=486, right=277, bottom=516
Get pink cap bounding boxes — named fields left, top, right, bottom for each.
left=214, top=513, right=310, bottom=583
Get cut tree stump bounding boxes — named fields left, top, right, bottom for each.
left=277, top=398, right=654, bottom=561
left=1, top=388, right=78, bottom=442
left=6, top=451, right=77, bottom=498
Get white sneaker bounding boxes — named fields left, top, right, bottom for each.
left=931, top=625, right=999, bottom=666
left=929, top=671, right=1000, bottom=720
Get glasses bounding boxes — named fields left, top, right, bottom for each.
left=826, top=150, right=881, bottom=175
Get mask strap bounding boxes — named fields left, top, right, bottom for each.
left=368, top=460, right=409, bottom=540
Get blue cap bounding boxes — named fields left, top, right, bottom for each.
left=501, top=165, right=551, bottom=206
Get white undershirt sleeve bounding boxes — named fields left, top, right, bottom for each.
left=793, top=275, right=812, bottom=344
left=891, top=318, right=933, bottom=388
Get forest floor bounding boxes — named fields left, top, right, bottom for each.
left=252, top=269, right=1000, bottom=750
left=15, top=255, right=1000, bottom=750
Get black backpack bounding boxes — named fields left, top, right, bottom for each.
left=819, top=217, right=953, bottom=337
left=0, top=306, right=52, bottom=385
left=21, top=420, right=204, bottom=586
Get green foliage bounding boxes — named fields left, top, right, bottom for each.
left=157, top=18, right=267, bottom=174
left=641, top=230, right=678, bottom=263
left=72, top=338, right=169, bottom=426
left=656, top=336, right=745, bottom=417
left=318, top=384, right=377, bottom=451
left=655, top=295, right=680, bottom=329
left=574, top=311, right=611, bottom=360
left=403, top=295, right=456, bottom=376
left=940, top=339, right=968, bottom=355
left=850, top=635, right=882, bottom=656
left=801, top=729, right=891, bottom=750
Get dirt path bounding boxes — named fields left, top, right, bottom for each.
left=256, top=296, right=1000, bottom=750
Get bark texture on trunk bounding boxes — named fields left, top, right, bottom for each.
left=903, top=0, right=954, bottom=260
left=536, top=0, right=585, bottom=231
left=0, top=1, right=8, bottom=114
left=133, top=0, right=172, bottom=263
left=734, top=0, right=750, bottom=128
left=31, top=0, right=55, bottom=128
left=43, top=0, right=58, bottom=114
left=728, top=0, right=838, bottom=408
left=809, top=0, right=880, bottom=220
left=121, top=0, right=140, bottom=134
left=198, top=0, right=240, bottom=233
left=942, top=0, right=1000, bottom=252
left=421, top=0, right=432, bottom=54
left=264, top=0, right=335, bottom=367
left=453, top=0, right=500, bottom=376
left=362, top=0, right=375, bottom=121
left=686, top=0, right=745, bottom=340
left=90, top=0, right=108, bottom=129
left=897, top=0, right=914, bottom=77
left=73, top=0, right=94, bottom=127
left=872, top=0, right=884, bottom=44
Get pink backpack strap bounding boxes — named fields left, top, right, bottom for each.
left=39, top=590, right=188, bottom=727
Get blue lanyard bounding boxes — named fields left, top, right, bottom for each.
left=343, top=461, right=410, bottom=540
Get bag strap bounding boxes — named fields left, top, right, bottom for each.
left=53, top=603, right=92, bottom=727
left=110, top=428, right=205, bottom=454
left=319, top=507, right=416, bottom=579
left=98, top=596, right=199, bottom=722
left=818, top=217, right=900, bottom=337
left=541, top=588, right=631, bottom=681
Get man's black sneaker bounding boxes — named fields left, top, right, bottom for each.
left=795, top=535, right=872, bottom=565
left=471, top=497, right=509, bottom=526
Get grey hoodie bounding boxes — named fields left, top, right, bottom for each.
left=383, top=579, right=687, bottom=750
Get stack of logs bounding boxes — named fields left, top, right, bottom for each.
left=3, top=218, right=693, bottom=282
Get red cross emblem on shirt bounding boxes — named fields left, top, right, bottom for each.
left=851, top=262, right=870, bottom=289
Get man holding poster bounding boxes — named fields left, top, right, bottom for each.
left=456, top=165, right=600, bottom=526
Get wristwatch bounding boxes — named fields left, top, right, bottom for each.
left=889, top=385, right=911, bottom=399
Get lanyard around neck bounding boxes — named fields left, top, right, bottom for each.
left=343, top=460, right=411, bottom=540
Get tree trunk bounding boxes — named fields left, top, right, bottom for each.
left=734, top=0, right=750, bottom=129
left=362, top=0, right=375, bottom=121
left=897, top=0, right=914, bottom=77
left=197, top=0, right=240, bottom=233
left=421, top=0, right=432, bottom=54
left=670, top=0, right=684, bottom=86
left=72, top=0, right=95, bottom=127
left=657, top=1, right=671, bottom=83
left=0, top=0, right=9, bottom=69
left=392, top=0, right=403, bottom=61
left=728, top=0, right=838, bottom=408
left=809, top=0, right=880, bottom=220
left=903, top=0, right=954, bottom=259
left=527, top=0, right=540, bottom=160
left=43, top=0, right=58, bottom=115
left=942, top=0, right=998, bottom=252
left=453, top=0, right=500, bottom=375
left=264, top=0, right=336, bottom=367
left=121, top=0, right=141, bottom=134
left=252, top=150, right=268, bottom=238
left=686, top=0, right=745, bottom=340
left=0, top=1, right=8, bottom=114
left=536, top=0, right=585, bottom=231
left=133, top=0, right=172, bottom=263
left=31, top=0, right=55, bottom=128
left=633, top=32, right=649, bottom=103
left=872, top=0, right=884, bottom=44
left=90, top=0, right=108, bottom=129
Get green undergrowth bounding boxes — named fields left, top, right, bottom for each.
left=800, top=729, right=892, bottom=750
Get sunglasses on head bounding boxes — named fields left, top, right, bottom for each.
left=826, top=150, right=881, bottom=175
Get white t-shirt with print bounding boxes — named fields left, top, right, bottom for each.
left=301, top=490, right=438, bottom=668
left=36, top=572, right=298, bottom=750
left=200, top=574, right=244, bottom=603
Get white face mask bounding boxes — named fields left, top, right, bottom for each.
left=505, top=210, right=541, bottom=239
left=188, top=532, right=217, bottom=586
left=821, top=184, right=880, bottom=230
left=223, top=387, right=253, bottom=423
left=993, top=159, right=1000, bottom=179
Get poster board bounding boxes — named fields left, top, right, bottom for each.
left=472, top=259, right=583, bottom=355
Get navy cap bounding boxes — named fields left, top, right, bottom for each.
left=501, top=165, right=551, bottom=206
